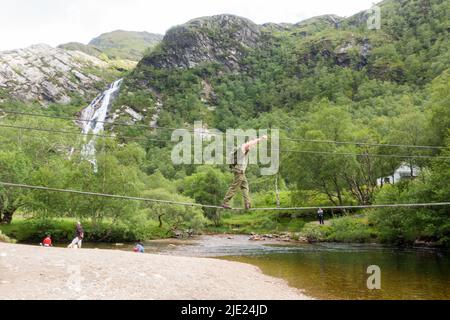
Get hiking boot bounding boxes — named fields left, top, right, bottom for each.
left=222, top=203, right=232, bottom=209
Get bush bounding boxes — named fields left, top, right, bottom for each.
left=301, top=223, right=331, bottom=242
left=287, top=219, right=306, bottom=232
left=0, top=219, right=74, bottom=243
left=368, top=180, right=449, bottom=245
left=26, top=219, right=74, bottom=242
left=0, top=218, right=175, bottom=244
left=327, top=216, right=374, bottom=243
left=300, top=216, right=374, bottom=243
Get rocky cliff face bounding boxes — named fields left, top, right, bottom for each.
left=141, top=14, right=262, bottom=71
left=0, top=44, right=109, bottom=104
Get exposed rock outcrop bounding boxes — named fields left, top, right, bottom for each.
left=141, top=14, right=262, bottom=71
left=335, top=38, right=371, bottom=69
left=0, top=44, right=109, bottom=104
left=294, top=14, right=343, bottom=29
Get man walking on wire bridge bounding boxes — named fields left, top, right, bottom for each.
left=222, top=135, right=268, bottom=210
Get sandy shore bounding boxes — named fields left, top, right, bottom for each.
left=0, top=243, right=310, bottom=300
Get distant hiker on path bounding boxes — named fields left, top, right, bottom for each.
left=222, top=135, right=268, bottom=210
left=317, top=208, right=324, bottom=225
left=68, top=222, right=84, bottom=249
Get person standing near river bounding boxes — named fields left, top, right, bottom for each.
left=222, top=135, right=268, bottom=210
left=68, top=222, right=84, bottom=249
left=317, top=208, right=324, bottom=225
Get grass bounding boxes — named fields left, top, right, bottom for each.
left=300, top=215, right=378, bottom=243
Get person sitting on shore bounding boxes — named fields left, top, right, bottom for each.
left=133, top=242, right=145, bottom=253
left=41, top=234, right=53, bottom=247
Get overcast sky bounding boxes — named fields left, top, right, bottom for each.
left=0, top=0, right=377, bottom=51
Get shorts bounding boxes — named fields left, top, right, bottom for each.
left=70, top=237, right=83, bottom=248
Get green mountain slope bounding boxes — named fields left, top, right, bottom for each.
left=59, top=30, right=163, bottom=62
left=119, top=0, right=448, bottom=128
left=88, top=30, right=163, bottom=61
left=57, top=42, right=103, bottom=57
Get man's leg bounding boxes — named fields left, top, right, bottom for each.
left=223, top=170, right=243, bottom=206
left=240, top=174, right=251, bottom=208
left=68, top=237, right=77, bottom=248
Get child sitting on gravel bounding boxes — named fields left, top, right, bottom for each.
left=40, top=234, right=53, bottom=247
left=133, top=242, right=145, bottom=253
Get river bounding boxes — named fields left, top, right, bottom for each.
left=76, top=235, right=450, bottom=300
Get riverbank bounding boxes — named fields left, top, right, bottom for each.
left=0, top=242, right=311, bottom=300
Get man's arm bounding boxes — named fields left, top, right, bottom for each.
left=241, top=135, right=268, bottom=153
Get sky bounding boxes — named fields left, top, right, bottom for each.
left=0, top=0, right=377, bottom=51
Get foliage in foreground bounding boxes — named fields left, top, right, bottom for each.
left=0, top=230, right=15, bottom=243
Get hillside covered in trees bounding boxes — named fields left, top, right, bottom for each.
left=1, top=0, right=449, bottom=246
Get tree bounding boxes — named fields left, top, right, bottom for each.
left=181, top=167, right=229, bottom=226
left=285, top=103, right=355, bottom=206
left=0, top=116, right=77, bottom=223
left=0, top=151, right=31, bottom=223
left=140, top=188, right=206, bottom=234
left=385, top=108, right=433, bottom=175
left=285, top=102, right=398, bottom=205
left=67, top=144, right=145, bottom=224
left=429, top=70, right=450, bottom=145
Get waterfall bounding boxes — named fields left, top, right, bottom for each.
left=78, top=79, right=123, bottom=170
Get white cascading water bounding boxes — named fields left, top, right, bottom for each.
left=79, top=79, right=123, bottom=170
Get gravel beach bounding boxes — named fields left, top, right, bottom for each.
left=0, top=242, right=311, bottom=300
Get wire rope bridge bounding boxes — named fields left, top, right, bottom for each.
left=1, top=182, right=450, bottom=212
